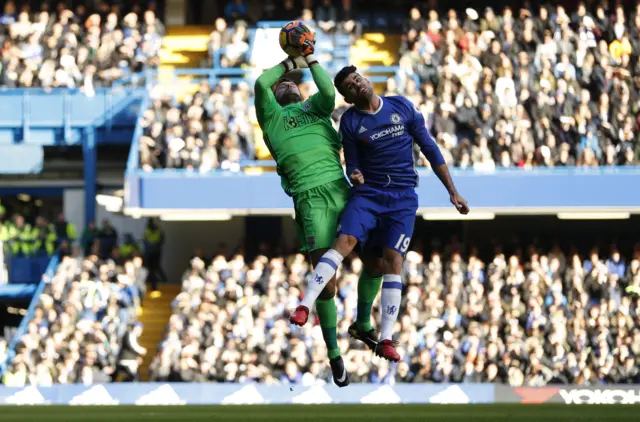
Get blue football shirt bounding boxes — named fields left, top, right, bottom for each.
left=339, top=96, right=445, bottom=189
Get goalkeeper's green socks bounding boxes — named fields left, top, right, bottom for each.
left=316, top=297, right=340, bottom=359
left=356, top=270, right=383, bottom=331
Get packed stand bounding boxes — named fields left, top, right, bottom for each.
left=1, top=221, right=149, bottom=386
left=0, top=0, right=164, bottom=89
left=139, top=79, right=257, bottom=171
left=151, top=242, right=640, bottom=385
left=390, top=3, right=640, bottom=168
left=208, top=17, right=250, bottom=68
left=299, top=0, right=363, bottom=65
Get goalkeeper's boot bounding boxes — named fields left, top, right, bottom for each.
left=348, top=322, right=378, bottom=350
left=375, top=339, right=401, bottom=362
left=329, top=356, right=350, bottom=388
left=289, top=305, right=309, bottom=326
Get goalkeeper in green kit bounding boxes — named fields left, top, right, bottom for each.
left=254, top=30, right=382, bottom=387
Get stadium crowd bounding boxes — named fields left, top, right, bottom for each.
left=144, top=1, right=640, bottom=170
left=152, top=242, right=640, bottom=386
left=0, top=0, right=163, bottom=89
left=396, top=3, right=640, bottom=167
left=208, top=17, right=251, bottom=68
left=138, top=79, right=256, bottom=172
left=1, top=248, right=148, bottom=386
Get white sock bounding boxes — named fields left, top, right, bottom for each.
left=380, top=274, right=402, bottom=341
left=300, top=249, right=344, bottom=309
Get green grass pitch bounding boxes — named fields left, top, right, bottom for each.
left=1, top=404, right=639, bottom=422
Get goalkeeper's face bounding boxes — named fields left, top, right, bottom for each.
left=275, top=80, right=302, bottom=106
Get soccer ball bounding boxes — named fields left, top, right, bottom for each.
left=279, top=21, right=315, bottom=57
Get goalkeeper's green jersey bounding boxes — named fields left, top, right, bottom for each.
left=254, top=63, right=345, bottom=196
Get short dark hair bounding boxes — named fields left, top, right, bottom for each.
left=334, top=65, right=357, bottom=97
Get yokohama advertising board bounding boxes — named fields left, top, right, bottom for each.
left=495, top=386, right=640, bottom=404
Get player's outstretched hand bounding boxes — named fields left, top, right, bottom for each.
left=450, top=192, right=469, bottom=214
left=349, top=170, right=364, bottom=186
left=301, top=37, right=315, bottom=56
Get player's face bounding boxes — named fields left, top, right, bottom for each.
left=275, top=80, right=301, bottom=105
left=340, top=72, right=373, bottom=104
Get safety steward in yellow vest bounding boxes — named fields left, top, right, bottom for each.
left=7, top=214, right=33, bottom=256
left=0, top=206, right=8, bottom=252
left=119, top=234, right=140, bottom=260
left=54, top=212, right=77, bottom=246
left=144, top=225, right=163, bottom=250
left=33, top=216, right=57, bottom=256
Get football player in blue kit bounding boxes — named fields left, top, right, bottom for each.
left=289, top=65, right=469, bottom=363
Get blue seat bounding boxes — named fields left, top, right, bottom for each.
left=357, top=12, right=371, bottom=30
left=373, top=12, right=390, bottom=29
left=391, top=12, right=405, bottom=30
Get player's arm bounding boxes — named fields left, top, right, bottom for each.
left=407, top=101, right=469, bottom=214
left=307, top=62, right=335, bottom=116
left=339, top=118, right=363, bottom=185
left=254, top=57, right=306, bottom=127
left=299, top=38, right=335, bottom=116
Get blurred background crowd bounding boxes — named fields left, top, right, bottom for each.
left=2, top=252, right=147, bottom=386
left=138, top=80, right=255, bottom=172
left=0, top=0, right=163, bottom=89
left=140, top=1, right=640, bottom=171
left=150, top=241, right=640, bottom=386
left=395, top=2, right=640, bottom=168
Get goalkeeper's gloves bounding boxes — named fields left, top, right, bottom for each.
left=281, top=56, right=308, bottom=73
left=300, top=38, right=318, bottom=67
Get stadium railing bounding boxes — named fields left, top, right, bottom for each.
left=0, top=253, right=60, bottom=377
left=0, top=87, right=144, bottom=147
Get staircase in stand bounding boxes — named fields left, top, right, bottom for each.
left=137, top=283, right=181, bottom=381
left=351, top=33, right=400, bottom=68
left=157, top=26, right=213, bottom=96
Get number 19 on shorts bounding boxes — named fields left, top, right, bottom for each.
left=394, top=234, right=411, bottom=253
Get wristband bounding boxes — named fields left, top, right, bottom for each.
left=293, top=56, right=308, bottom=69
left=282, top=56, right=309, bottom=73
left=281, top=58, right=295, bottom=73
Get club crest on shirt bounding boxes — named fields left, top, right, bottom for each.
left=303, top=101, right=311, bottom=110
left=390, top=113, right=402, bottom=124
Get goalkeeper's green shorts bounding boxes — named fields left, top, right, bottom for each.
left=293, top=178, right=350, bottom=254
